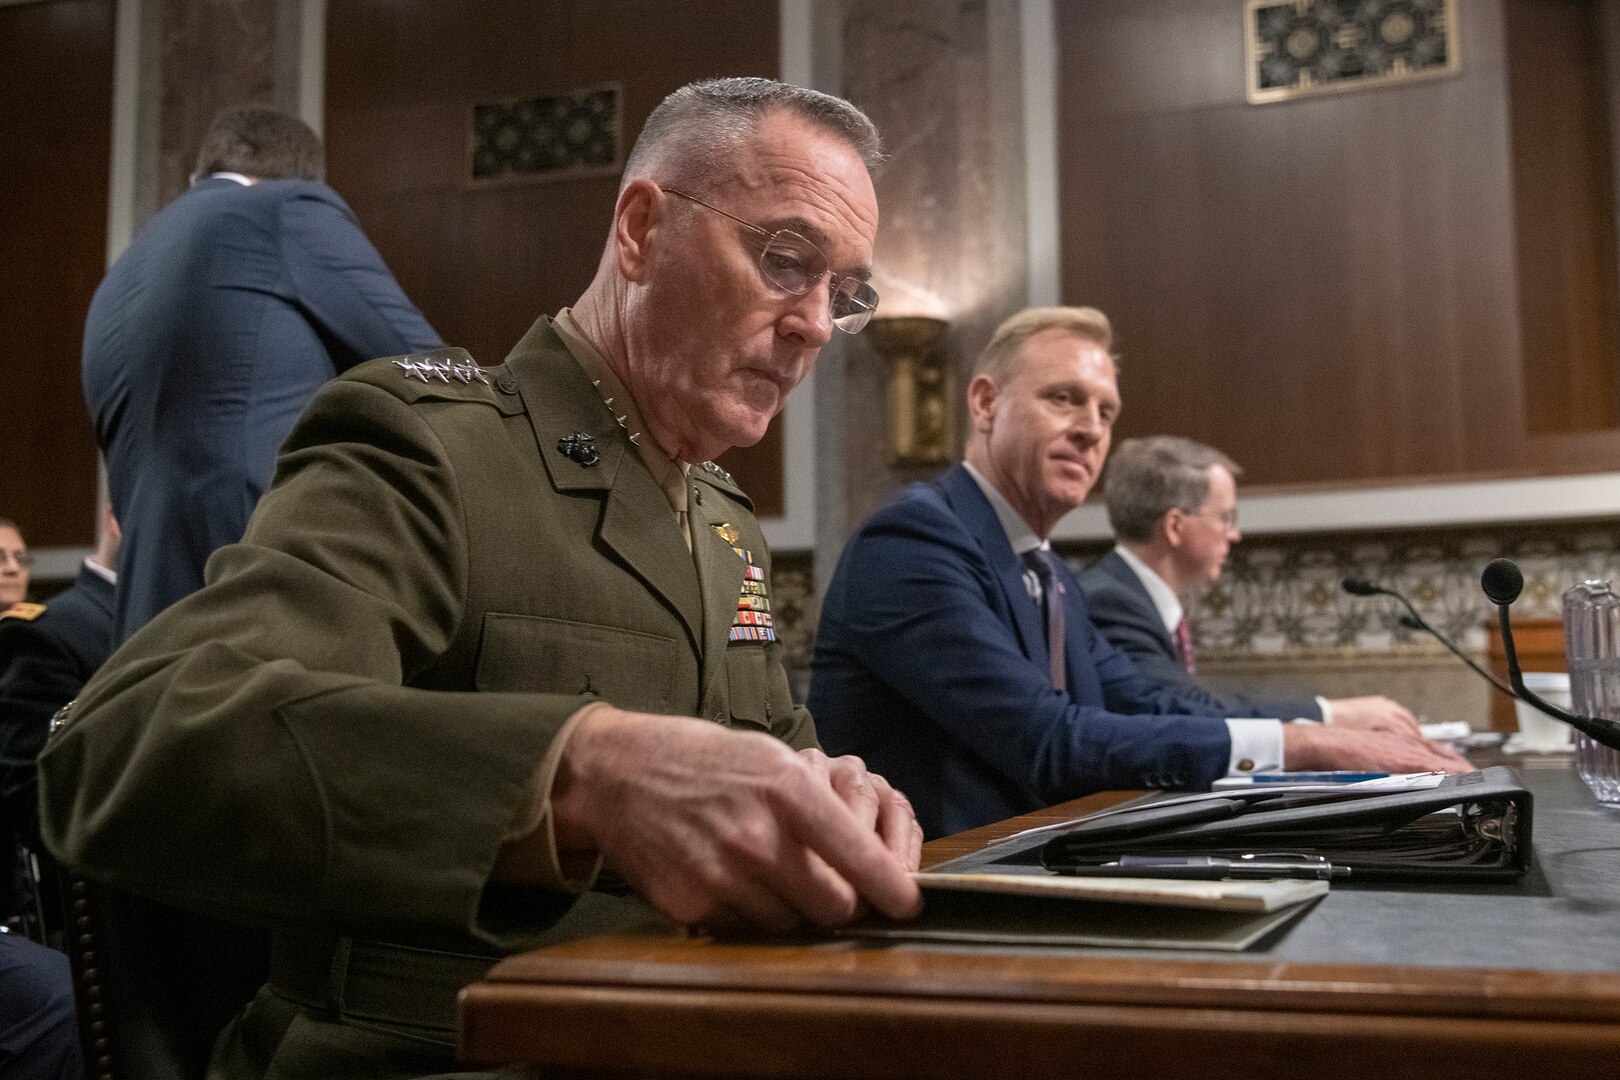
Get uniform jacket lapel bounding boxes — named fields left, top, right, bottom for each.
left=688, top=485, right=748, bottom=703
left=504, top=318, right=704, bottom=654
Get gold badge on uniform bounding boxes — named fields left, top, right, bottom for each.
left=713, top=525, right=775, bottom=643
left=1, top=602, right=46, bottom=621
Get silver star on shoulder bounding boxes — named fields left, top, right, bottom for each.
left=702, top=461, right=734, bottom=483
left=394, top=357, right=490, bottom=385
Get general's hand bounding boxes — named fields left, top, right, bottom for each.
left=800, top=747, right=923, bottom=871
left=547, top=708, right=922, bottom=932
left=1283, top=721, right=1472, bottom=774
left=1325, top=695, right=1422, bottom=737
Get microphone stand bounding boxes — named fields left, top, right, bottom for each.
left=1343, top=580, right=1517, bottom=700
left=1483, top=559, right=1620, bottom=752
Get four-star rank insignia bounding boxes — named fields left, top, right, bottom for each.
left=713, top=523, right=774, bottom=642
left=557, top=431, right=600, bottom=467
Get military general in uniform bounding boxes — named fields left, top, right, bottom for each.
left=39, top=78, right=921, bottom=1080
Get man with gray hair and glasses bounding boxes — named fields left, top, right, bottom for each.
left=41, top=77, right=917, bottom=1079
left=1081, top=436, right=1422, bottom=730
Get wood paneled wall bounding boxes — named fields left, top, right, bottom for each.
left=1, top=0, right=113, bottom=548
left=323, top=0, right=784, bottom=512
left=1057, top=0, right=1620, bottom=490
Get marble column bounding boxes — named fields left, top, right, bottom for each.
left=830, top=0, right=1033, bottom=544
left=120, top=0, right=313, bottom=234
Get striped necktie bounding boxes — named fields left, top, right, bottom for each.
left=1175, top=616, right=1197, bottom=676
left=1022, top=549, right=1067, bottom=693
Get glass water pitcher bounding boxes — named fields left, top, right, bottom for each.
left=1561, top=579, right=1620, bottom=805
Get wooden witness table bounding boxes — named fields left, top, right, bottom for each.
left=459, top=767, right=1620, bottom=1079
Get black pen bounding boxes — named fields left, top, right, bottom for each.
left=1060, top=855, right=1350, bottom=881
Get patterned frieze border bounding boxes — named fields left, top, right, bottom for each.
left=1059, top=519, right=1620, bottom=660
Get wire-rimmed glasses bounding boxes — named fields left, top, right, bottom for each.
left=663, top=187, right=878, bottom=333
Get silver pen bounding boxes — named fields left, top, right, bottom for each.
left=1062, top=854, right=1350, bottom=880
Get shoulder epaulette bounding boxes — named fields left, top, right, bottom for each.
left=391, top=348, right=490, bottom=386
left=1, top=602, right=45, bottom=621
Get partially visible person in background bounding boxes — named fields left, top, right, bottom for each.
left=1082, top=435, right=1420, bottom=730
left=0, top=521, right=29, bottom=610
left=2, top=503, right=118, bottom=868
left=82, top=104, right=441, bottom=642
left=0, top=933, right=79, bottom=1080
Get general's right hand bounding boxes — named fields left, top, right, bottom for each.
left=546, top=708, right=922, bottom=932
left=1282, top=721, right=1473, bottom=774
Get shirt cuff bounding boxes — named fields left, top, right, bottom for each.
left=1224, top=718, right=1285, bottom=775
left=494, top=700, right=609, bottom=893
left=1315, top=695, right=1334, bottom=724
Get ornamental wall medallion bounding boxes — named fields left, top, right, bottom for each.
left=1246, top=0, right=1458, bottom=104
left=469, top=83, right=622, bottom=183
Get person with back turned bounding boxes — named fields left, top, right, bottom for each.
left=82, top=105, right=442, bottom=643
left=809, top=306, right=1468, bottom=839
left=41, top=78, right=919, bottom=1080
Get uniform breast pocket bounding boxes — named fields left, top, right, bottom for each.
left=725, top=643, right=770, bottom=729
left=475, top=612, right=685, bottom=714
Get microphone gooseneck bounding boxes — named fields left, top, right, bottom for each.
left=1482, top=558, right=1620, bottom=752
left=1340, top=577, right=1516, bottom=700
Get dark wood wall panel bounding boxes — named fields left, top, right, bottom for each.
left=1057, top=0, right=1620, bottom=490
left=1507, top=0, right=1620, bottom=436
left=324, top=0, right=784, bottom=513
left=0, top=0, right=113, bottom=548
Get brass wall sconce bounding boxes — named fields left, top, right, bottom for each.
left=865, top=315, right=952, bottom=465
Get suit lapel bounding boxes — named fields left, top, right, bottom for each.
left=505, top=318, right=703, bottom=652
left=1105, top=550, right=1178, bottom=656
left=938, top=466, right=1048, bottom=666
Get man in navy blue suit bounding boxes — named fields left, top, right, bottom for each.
left=1080, top=435, right=1421, bottom=728
left=810, top=306, right=1468, bottom=838
left=82, top=106, right=442, bottom=642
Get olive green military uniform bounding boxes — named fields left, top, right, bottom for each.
left=38, top=316, right=815, bottom=1078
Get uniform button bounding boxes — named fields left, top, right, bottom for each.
left=495, top=373, right=518, bottom=394
left=711, top=712, right=726, bottom=725
left=1236, top=758, right=1255, bottom=772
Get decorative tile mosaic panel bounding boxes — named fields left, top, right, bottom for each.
left=1062, top=521, right=1620, bottom=661
left=1246, top=0, right=1457, bottom=104
left=469, top=83, right=621, bottom=183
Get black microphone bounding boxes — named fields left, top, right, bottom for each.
left=1481, top=557, right=1620, bottom=751
left=1340, top=577, right=1517, bottom=700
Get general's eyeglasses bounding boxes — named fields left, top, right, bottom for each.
left=0, top=549, right=34, bottom=569
left=663, top=187, right=879, bottom=333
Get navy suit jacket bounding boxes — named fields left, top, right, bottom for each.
left=809, top=465, right=1233, bottom=839
left=82, top=177, right=441, bottom=641
left=0, top=565, right=116, bottom=845
left=1078, top=550, right=1322, bottom=722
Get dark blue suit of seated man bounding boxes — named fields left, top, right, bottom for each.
left=809, top=306, right=1470, bottom=839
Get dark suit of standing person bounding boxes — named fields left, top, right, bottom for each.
left=41, top=79, right=920, bottom=1080
left=1080, top=436, right=1423, bottom=731
left=809, top=307, right=1469, bottom=839
left=81, top=105, right=442, bottom=643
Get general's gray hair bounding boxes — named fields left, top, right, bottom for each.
left=1103, top=436, right=1242, bottom=542
left=622, top=77, right=882, bottom=193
